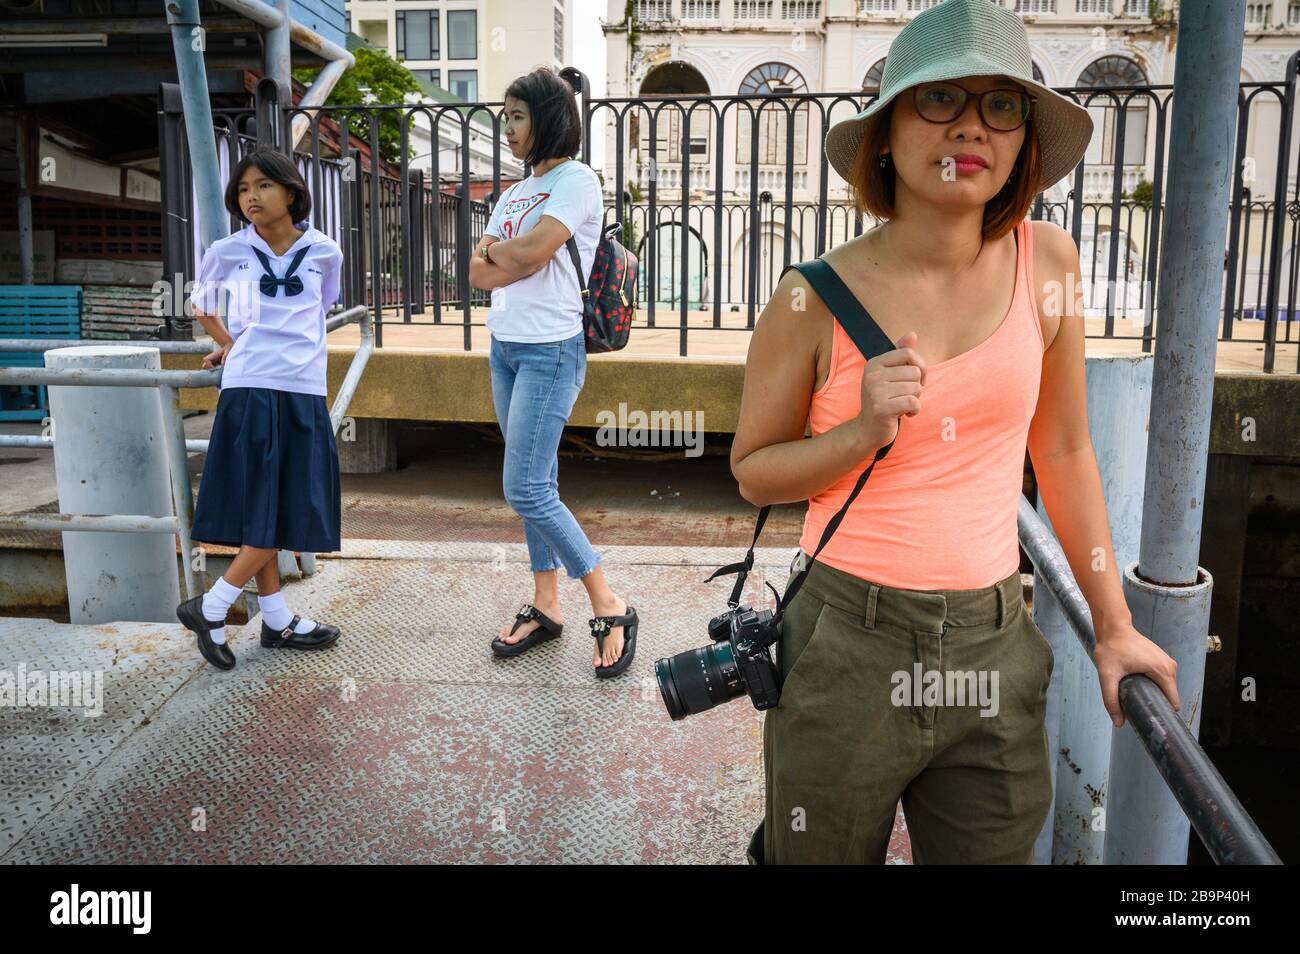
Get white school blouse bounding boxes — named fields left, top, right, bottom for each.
left=190, top=223, right=344, bottom=397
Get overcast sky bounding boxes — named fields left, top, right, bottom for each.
left=573, top=0, right=608, bottom=166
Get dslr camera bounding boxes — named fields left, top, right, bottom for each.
left=655, top=602, right=782, bottom=721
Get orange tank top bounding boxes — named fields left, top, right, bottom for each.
left=798, top=216, right=1045, bottom=590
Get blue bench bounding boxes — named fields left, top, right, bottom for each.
left=0, top=285, right=83, bottom=421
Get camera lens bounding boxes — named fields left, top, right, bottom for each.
left=655, top=640, right=746, bottom=721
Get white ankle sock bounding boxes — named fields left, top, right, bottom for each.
left=202, top=577, right=241, bottom=645
left=259, top=591, right=317, bottom=634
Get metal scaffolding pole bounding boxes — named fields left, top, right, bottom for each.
left=164, top=0, right=229, bottom=251
left=262, top=0, right=293, bottom=150
left=1105, top=0, right=1247, bottom=865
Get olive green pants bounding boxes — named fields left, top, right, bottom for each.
left=746, top=554, right=1054, bottom=865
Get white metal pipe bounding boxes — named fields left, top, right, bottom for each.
left=265, top=0, right=292, bottom=101
left=0, top=513, right=181, bottom=533
left=329, top=331, right=374, bottom=435
left=207, top=0, right=281, bottom=30
left=0, top=367, right=221, bottom=388
left=166, top=0, right=229, bottom=253
left=0, top=435, right=54, bottom=449
left=326, top=305, right=368, bottom=333
left=159, top=384, right=198, bottom=601
left=207, top=0, right=354, bottom=150
left=0, top=435, right=212, bottom=454
left=291, top=58, right=350, bottom=148
left=210, top=0, right=364, bottom=63
left=0, top=338, right=212, bottom=354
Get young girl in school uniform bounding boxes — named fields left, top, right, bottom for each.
left=176, top=148, right=346, bottom=671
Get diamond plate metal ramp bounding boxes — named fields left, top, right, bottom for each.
left=2, top=544, right=813, bottom=863
left=0, top=618, right=209, bottom=856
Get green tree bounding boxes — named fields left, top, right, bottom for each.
left=293, top=46, right=422, bottom=164
left=1129, top=178, right=1154, bottom=209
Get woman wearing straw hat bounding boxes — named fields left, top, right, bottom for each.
left=732, top=0, right=1181, bottom=864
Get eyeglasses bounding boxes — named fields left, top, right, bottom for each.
left=912, top=81, right=1035, bottom=132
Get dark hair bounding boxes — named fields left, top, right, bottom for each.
left=503, top=66, right=582, bottom=168
left=850, top=98, right=1042, bottom=243
left=224, top=148, right=312, bottom=225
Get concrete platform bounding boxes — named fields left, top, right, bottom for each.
left=157, top=308, right=1300, bottom=438
left=329, top=306, right=1298, bottom=373
left=0, top=541, right=913, bottom=864
left=0, top=617, right=202, bottom=856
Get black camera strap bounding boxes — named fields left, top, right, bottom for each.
left=707, top=257, right=899, bottom=618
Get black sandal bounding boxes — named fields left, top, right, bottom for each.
left=591, top=606, right=638, bottom=679
left=491, top=603, right=564, bottom=657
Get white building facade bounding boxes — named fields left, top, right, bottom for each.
left=600, top=0, right=1300, bottom=312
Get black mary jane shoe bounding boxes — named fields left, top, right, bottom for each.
left=260, top=615, right=341, bottom=650
left=591, top=606, right=638, bottom=679
left=491, top=603, right=564, bottom=657
left=176, top=595, right=236, bottom=671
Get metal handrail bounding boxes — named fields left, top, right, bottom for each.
left=0, top=305, right=373, bottom=601
left=0, top=339, right=214, bottom=354
left=1017, top=496, right=1282, bottom=864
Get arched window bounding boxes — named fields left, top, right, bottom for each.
left=635, top=61, right=712, bottom=176
left=737, top=62, right=809, bottom=167
left=863, top=58, right=887, bottom=94
left=1078, top=55, right=1149, bottom=167
left=739, top=61, right=807, bottom=97
left=639, top=222, right=709, bottom=308
left=1032, top=61, right=1044, bottom=84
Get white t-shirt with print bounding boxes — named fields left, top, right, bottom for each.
left=190, top=223, right=344, bottom=397
left=484, top=159, right=603, bottom=343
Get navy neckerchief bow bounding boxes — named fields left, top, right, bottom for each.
left=252, top=243, right=313, bottom=297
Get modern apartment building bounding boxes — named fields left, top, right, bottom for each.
left=346, top=0, right=574, bottom=102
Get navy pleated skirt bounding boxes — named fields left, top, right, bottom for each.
left=191, top=387, right=341, bottom=553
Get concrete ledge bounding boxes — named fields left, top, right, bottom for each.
left=161, top=351, right=1299, bottom=455
left=163, top=348, right=748, bottom=432
left=1209, top=372, right=1300, bottom=458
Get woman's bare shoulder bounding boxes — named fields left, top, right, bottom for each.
left=747, top=259, right=841, bottom=397
left=821, top=229, right=886, bottom=278
left=753, top=262, right=834, bottom=350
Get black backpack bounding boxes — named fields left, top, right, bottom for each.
left=709, top=257, right=900, bottom=618
left=563, top=222, right=638, bottom=353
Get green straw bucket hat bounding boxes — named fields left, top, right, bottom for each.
left=826, top=0, right=1094, bottom=193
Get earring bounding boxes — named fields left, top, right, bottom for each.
left=879, top=153, right=888, bottom=168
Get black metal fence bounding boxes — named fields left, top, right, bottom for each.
left=160, top=56, right=1300, bottom=370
